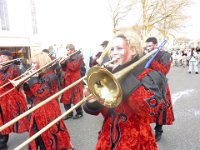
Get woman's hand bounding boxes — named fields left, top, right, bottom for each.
left=83, top=87, right=97, bottom=103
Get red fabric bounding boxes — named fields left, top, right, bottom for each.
left=60, top=55, right=83, bottom=105
left=150, top=59, right=174, bottom=125
left=0, top=65, right=29, bottom=135
left=95, top=69, right=159, bottom=150
left=151, top=60, right=171, bottom=76
left=26, top=71, right=72, bottom=150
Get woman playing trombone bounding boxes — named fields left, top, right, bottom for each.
left=0, top=50, right=29, bottom=150
left=83, top=32, right=168, bottom=150
left=23, top=52, right=73, bottom=150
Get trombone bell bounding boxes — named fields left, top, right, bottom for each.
left=87, top=66, right=122, bottom=108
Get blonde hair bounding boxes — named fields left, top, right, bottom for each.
left=115, top=31, right=143, bottom=57
left=31, top=52, right=52, bottom=68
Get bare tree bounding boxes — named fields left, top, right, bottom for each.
left=137, top=0, right=191, bottom=41
left=154, top=0, right=191, bottom=40
left=107, top=0, right=135, bottom=33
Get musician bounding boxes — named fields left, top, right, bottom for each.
left=89, top=40, right=109, bottom=67
left=23, top=52, right=73, bottom=150
left=60, top=44, right=84, bottom=119
left=0, top=50, right=29, bottom=150
left=83, top=32, right=168, bottom=149
left=146, top=37, right=175, bottom=141
left=42, top=48, right=62, bottom=90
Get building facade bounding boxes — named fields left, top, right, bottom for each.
left=0, top=0, right=40, bottom=59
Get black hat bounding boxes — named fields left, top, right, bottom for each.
left=0, top=50, right=12, bottom=57
left=100, top=40, right=109, bottom=46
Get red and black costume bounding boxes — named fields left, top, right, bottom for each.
left=0, top=63, right=29, bottom=148
left=24, top=70, right=72, bottom=150
left=60, top=53, right=84, bottom=119
left=150, top=51, right=175, bottom=136
left=84, top=59, right=168, bottom=150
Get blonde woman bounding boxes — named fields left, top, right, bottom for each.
left=23, top=52, right=73, bottom=150
left=84, top=32, right=167, bottom=150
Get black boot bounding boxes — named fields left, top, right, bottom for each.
left=64, top=104, right=73, bottom=120
left=155, top=130, right=163, bottom=142
left=0, top=134, right=9, bottom=150
left=73, top=106, right=83, bottom=119
left=154, top=124, right=163, bottom=142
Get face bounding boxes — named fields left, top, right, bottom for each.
left=31, top=58, right=40, bottom=70
left=146, top=42, right=157, bottom=52
left=0, top=55, right=10, bottom=63
left=67, top=49, right=74, bottom=55
left=110, top=37, right=135, bottom=66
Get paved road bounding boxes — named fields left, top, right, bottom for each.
left=7, top=66, right=200, bottom=150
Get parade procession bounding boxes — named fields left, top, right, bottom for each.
left=0, top=0, right=200, bottom=150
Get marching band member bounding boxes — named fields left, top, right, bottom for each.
left=146, top=37, right=175, bottom=141
left=83, top=32, right=168, bottom=149
left=60, top=44, right=84, bottom=119
left=23, top=52, right=73, bottom=150
left=0, top=50, right=29, bottom=150
left=89, top=40, right=109, bottom=67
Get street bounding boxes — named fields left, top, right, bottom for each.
left=7, top=66, right=200, bottom=150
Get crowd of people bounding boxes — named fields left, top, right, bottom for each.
left=0, top=31, right=175, bottom=150
left=171, top=47, right=199, bottom=74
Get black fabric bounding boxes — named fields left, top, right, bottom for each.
left=83, top=101, right=103, bottom=115
left=0, top=134, right=9, bottom=148
left=27, top=77, right=40, bottom=87
left=113, top=56, right=147, bottom=100
left=110, top=112, right=127, bottom=150
left=1, top=64, right=14, bottom=82
left=141, top=71, right=167, bottom=103
left=155, top=51, right=172, bottom=68
left=32, top=119, right=46, bottom=150
left=64, top=104, right=73, bottom=116
left=120, top=74, right=141, bottom=100
left=154, top=124, right=163, bottom=131
left=145, top=95, right=159, bottom=109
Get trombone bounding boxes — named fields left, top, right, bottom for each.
left=12, top=47, right=160, bottom=150
left=0, top=59, right=116, bottom=133
left=0, top=58, right=60, bottom=99
left=59, top=49, right=81, bottom=64
left=0, top=58, right=23, bottom=67
left=0, top=65, right=34, bottom=89
left=0, top=49, right=83, bottom=98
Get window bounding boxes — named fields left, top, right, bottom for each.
left=0, top=0, right=9, bottom=31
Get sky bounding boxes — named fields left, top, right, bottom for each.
left=183, top=0, right=200, bottom=41
left=35, top=0, right=113, bottom=50
left=35, top=0, right=200, bottom=49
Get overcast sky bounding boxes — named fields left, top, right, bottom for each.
left=35, top=0, right=200, bottom=48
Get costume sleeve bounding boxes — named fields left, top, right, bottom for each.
left=127, top=69, right=167, bottom=118
left=83, top=101, right=104, bottom=115
left=151, top=51, right=172, bottom=75
left=27, top=77, right=54, bottom=99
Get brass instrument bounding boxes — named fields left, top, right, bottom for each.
left=0, top=58, right=23, bottom=67
left=11, top=48, right=158, bottom=150
left=0, top=58, right=60, bottom=99
left=0, top=65, right=34, bottom=89
left=59, top=49, right=81, bottom=64
left=0, top=50, right=82, bottom=98
left=9, top=58, right=60, bottom=88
